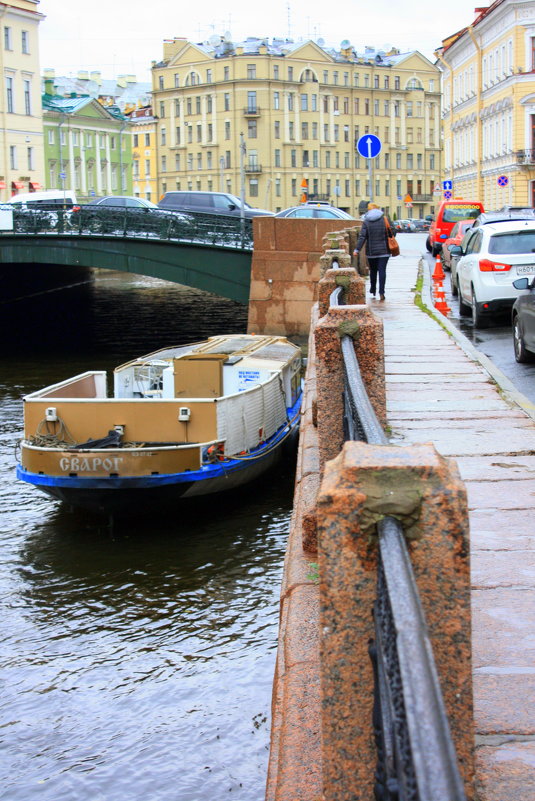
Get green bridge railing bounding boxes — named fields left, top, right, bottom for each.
left=0, top=206, right=254, bottom=250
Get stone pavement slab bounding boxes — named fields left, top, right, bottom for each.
left=371, top=248, right=535, bottom=801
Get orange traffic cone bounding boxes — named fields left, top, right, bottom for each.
left=434, top=286, right=451, bottom=315
left=432, top=254, right=445, bottom=282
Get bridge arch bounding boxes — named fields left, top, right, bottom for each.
left=0, top=235, right=252, bottom=304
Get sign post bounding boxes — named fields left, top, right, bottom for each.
left=356, top=134, right=382, bottom=204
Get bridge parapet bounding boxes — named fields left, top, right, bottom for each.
left=267, top=258, right=474, bottom=801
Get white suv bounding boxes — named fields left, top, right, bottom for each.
left=451, top=220, right=535, bottom=327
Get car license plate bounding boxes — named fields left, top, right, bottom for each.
left=516, top=265, right=535, bottom=275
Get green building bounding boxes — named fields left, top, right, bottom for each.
left=42, top=86, right=132, bottom=202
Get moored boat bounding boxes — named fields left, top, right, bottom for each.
left=17, top=334, right=302, bottom=515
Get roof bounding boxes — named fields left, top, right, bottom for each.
left=41, top=93, right=128, bottom=120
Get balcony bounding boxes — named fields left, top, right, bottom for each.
left=412, top=194, right=433, bottom=203
left=243, top=106, right=261, bottom=117
left=516, top=149, right=535, bottom=166
left=244, top=163, right=262, bottom=174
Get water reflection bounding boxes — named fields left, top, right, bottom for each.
left=0, top=267, right=292, bottom=800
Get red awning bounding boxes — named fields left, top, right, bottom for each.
left=29, top=181, right=42, bottom=191
left=0, top=181, right=6, bottom=189
left=11, top=181, right=25, bottom=193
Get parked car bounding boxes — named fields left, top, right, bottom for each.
left=275, top=204, right=354, bottom=219
left=411, top=219, right=431, bottom=232
left=450, top=219, right=535, bottom=327
left=511, top=276, right=535, bottom=362
left=427, top=199, right=484, bottom=256
left=498, top=205, right=535, bottom=214
left=471, top=210, right=535, bottom=228
left=393, top=219, right=411, bottom=232
left=4, top=189, right=78, bottom=209
left=85, top=195, right=161, bottom=209
left=3, top=189, right=79, bottom=230
left=441, top=220, right=475, bottom=272
left=158, top=191, right=273, bottom=218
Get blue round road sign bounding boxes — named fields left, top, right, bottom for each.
left=444, top=190, right=452, bottom=199
left=497, top=175, right=509, bottom=187
left=356, top=134, right=381, bottom=159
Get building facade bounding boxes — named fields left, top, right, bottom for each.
left=128, top=105, right=158, bottom=201
left=42, top=87, right=132, bottom=202
left=437, top=0, right=535, bottom=208
left=151, top=37, right=442, bottom=219
left=0, top=0, right=45, bottom=199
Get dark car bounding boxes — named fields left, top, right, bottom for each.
left=158, top=191, right=273, bottom=218
left=275, top=204, right=354, bottom=219
left=411, top=219, right=431, bottom=232
left=512, top=276, right=535, bottom=362
left=72, top=195, right=178, bottom=235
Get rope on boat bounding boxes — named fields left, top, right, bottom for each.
left=29, top=416, right=77, bottom=449
left=229, top=407, right=301, bottom=461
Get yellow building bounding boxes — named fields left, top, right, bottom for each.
left=128, top=105, right=158, bottom=201
left=151, top=37, right=442, bottom=219
left=0, top=0, right=45, bottom=199
left=437, top=0, right=535, bottom=209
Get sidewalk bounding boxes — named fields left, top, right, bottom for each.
left=372, top=239, right=535, bottom=801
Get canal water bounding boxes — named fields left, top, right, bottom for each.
left=0, top=266, right=295, bottom=801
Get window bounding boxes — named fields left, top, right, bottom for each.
left=323, top=70, right=328, bottom=83
left=274, top=149, right=281, bottom=167
left=161, top=155, right=167, bottom=172
left=247, top=91, right=257, bottom=112
left=274, top=91, right=280, bottom=110
left=206, top=69, right=212, bottom=83
left=333, top=71, right=339, bottom=85
left=407, top=101, right=413, bottom=117
left=21, top=30, right=29, bottom=54
left=207, top=96, right=213, bottom=113
left=324, top=124, right=329, bottom=141
left=4, top=26, right=11, bottom=50
left=291, top=149, right=296, bottom=167
left=344, top=151, right=350, bottom=168
left=225, top=150, right=231, bottom=168
left=274, top=65, right=279, bottom=79
left=48, top=129, right=54, bottom=144
left=161, top=128, right=166, bottom=145
left=5, top=76, right=13, bottom=113
left=301, top=93, right=308, bottom=111
left=325, top=151, right=331, bottom=168
left=396, top=153, right=401, bottom=169
left=175, top=153, right=181, bottom=170
left=249, top=178, right=258, bottom=197
left=247, top=64, right=256, bottom=79
left=196, top=124, right=202, bottom=142
left=374, top=75, right=379, bottom=88
left=187, top=98, right=192, bottom=115
left=291, top=178, right=297, bottom=196
left=394, top=76, right=400, bottom=90
left=274, top=120, right=280, bottom=138
left=158, top=76, right=164, bottom=89
left=174, top=73, right=180, bottom=87
left=248, top=119, right=257, bottom=138
left=312, top=121, right=318, bottom=139
left=72, top=131, right=79, bottom=146
left=23, top=80, right=31, bottom=115
left=430, top=154, right=435, bottom=169
left=224, top=66, right=230, bottom=80
left=207, top=152, right=212, bottom=169
left=224, top=93, right=230, bottom=111
left=110, top=136, right=116, bottom=150
left=207, top=123, right=213, bottom=142
left=175, top=126, right=181, bottom=145
left=406, top=154, right=413, bottom=169
left=145, top=159, right=150, bottom=176
left=288, top=93, right=294, bottom=111
left=313, top=150, right=319, bottom=167
left=196, top=96, right=201, bottom=114
left=374, top=100, right=379, bottom=115
left=384, top=76, right=389, bottom=89
left=311, top=94, right=317, bottom=111
left=197, top=153, right=202, bottom=169
left=9, top=145, right=16, bottom=169
left=225, top=121, right=231, bottom=139
left=288, top=67, right=293, bottom=81
left=275, top=178, right=281, bottom=197
left=365, top=99, right=370, bottom=115
left=145, top=133, right=150, bottom=146
left=302, top=149, right=309, bottom=167
left=27, top=146, right=33, bottom=170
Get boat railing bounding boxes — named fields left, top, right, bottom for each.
left=23, top=371, right=107, bottom=400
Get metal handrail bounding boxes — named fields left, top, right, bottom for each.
left=332, top=281, right=467, bottom=801
left=0, top=205, right=254, bottom=250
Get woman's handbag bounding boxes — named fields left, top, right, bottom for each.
left=384, top=218, right=400, bottom=257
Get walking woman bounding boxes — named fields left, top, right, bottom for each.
left=354, top=203, right=396, bottom=301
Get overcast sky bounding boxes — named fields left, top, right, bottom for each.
left=39, top=0, right=477, bottom=83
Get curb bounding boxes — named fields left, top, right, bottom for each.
left=420, top=258, right=535, bottom=423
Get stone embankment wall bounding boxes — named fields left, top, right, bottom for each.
left=266, top=242, right=475, bottom=800
left=247, top=216, right=361, bottom=342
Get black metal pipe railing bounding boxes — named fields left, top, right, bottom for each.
left=332, top=278, right=467, bottom=801
left=0, top=205, right=254, bottom=250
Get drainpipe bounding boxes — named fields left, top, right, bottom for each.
left=118, top=120, right=126, bottom=192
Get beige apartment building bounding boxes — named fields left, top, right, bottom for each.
left=0, top=0, right=45, bottom=199
left=436, top=0, right=535, bottom=209
left=151, top=37, right=442, bottom=219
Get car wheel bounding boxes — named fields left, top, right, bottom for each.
left=513, top=315, right=534, bottom=363
left=471, top=286, right=488, bottom=329
left=426, top=237, right=432, bottom=253
left=450, top=275, right=458, bottom=296
left=458, top=281, right=471, bottom=316
left=432, top=243, right=442, bottom=257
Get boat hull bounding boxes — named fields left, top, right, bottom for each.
left=17, top=405, right=299, bottom=516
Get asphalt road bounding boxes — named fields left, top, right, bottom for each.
left=417, top=239, right=535, bottom=405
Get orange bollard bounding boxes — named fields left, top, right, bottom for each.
left=432, top=254, right=445, bottom=282
left=434, top=286, right=451, bottom=315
